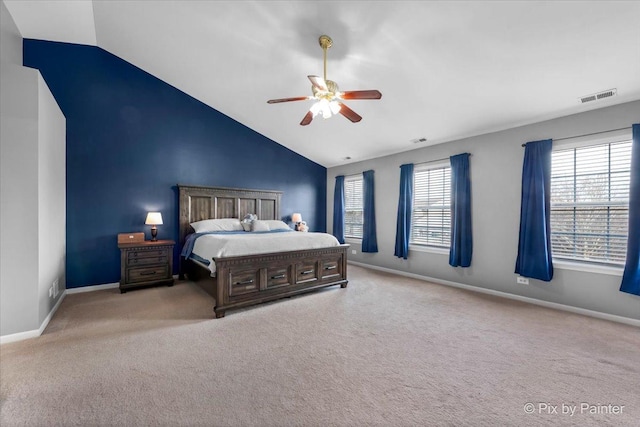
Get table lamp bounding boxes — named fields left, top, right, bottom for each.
left=145, top=212, right=163, bottom=241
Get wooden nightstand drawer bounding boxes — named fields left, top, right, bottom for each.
left=128, top=248, right=168, bottom=260
left=127, top=265, right=170, bottom=283
left=127, top=255, right=169, bottom=267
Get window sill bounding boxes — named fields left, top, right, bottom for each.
left=554, top=260, right=623, bottom=277
left=409, top=244, right=449, bottom=255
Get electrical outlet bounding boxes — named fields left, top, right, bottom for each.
left=53, top=278, right=59, bottom=297
left=351, top=249, right=357, bottom=255
left=49, top=286, right=53, bottom=297
left=516, top=276, right=529, bottom=285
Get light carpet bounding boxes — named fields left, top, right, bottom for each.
left=1, top=265, right=639, bottom=426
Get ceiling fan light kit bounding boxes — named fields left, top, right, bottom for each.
left=267, top=35, right=382, bottom=126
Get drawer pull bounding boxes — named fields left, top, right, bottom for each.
left=271, top=274, right=286, bottom=279
left=324, top=265, right=337, bottom=270
left=235, top=279, right=254, bottom=285
left=140, top=271, right=156, bottom=276
left=301, top=270, right=314, bottom=275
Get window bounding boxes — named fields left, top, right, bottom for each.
left=410, top=162, right=451, bottom=247
left=344, top=175, right=363, bottom=239
left=550, top=138, right=632, bottom=266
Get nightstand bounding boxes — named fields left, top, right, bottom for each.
left=118, top=240, right=175, bottom=293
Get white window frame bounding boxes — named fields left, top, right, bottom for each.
left=550, top=129, right=632, bottom=274
left=344, top=174, right=363, bottom=240
left=409, top=160, right=451, bottom=250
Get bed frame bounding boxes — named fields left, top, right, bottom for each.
left=178, top=184, right=348, bottom=318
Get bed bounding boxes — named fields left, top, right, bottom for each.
left=178, top=184, right=349, bottom=318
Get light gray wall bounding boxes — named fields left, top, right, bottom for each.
left=37, top=75, right=66, bottom=327
left=328, top=100, right=640, bottom=321
left=1, top=1, right=66, bottom=337
left=1, top=0, right=39, bottom=335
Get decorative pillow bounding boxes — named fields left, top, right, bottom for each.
left=262, top=220, right=291, bottom=231
left=241, top=213, right=257, bottom=231
left=190, top=218, right=243, bottom=233
left=250, top=220, right=270, bottom=232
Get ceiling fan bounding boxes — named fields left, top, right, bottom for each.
left=267, top=35, right=382, bottom=126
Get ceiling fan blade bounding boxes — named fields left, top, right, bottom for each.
left=300, top=111, right=314, bottom=126
left=338, top=102, right=362, bottom=123
left=308, top=75, right=328, bottom=91
left=267, top=96, right=310, bottom=104
left=340, top=90, right=382, bottom=100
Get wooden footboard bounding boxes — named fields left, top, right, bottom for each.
left=185, top=244, right=349, bottom=318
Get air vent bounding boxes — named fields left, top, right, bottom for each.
left=596, top=90, right=616, bottom=100
left=580, top=95, right=597, bottom=103
left=579, top=88, right=617, bottom=104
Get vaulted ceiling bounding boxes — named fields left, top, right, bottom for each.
left=5, top=1, right=640, bottom=167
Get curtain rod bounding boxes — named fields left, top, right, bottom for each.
left=521, top=126, right=631, bottom=147
left=415, top=153, right=472, bottom=166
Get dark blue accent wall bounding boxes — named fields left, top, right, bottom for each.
left=23, top=39, right=327, bottom=288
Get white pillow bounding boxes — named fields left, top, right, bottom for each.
left=263, top=220, right=291, bottom=231
left=250, top=220, right=270, bottom=232
left=191, top=218, right=243, bottom=233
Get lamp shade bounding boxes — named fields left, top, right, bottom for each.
left=291, top=213, right=302, bottom=223
left=145, top=212, right=163, bottom=225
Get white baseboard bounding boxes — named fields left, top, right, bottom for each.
left=65, top=282, right=119, bottom=294
left=0, top=290, right=67, bottom=345
left=0, top=328, right=41, bottom=344
left=348, top=261, right=640, bottom=328
left=0, top=282, right=119, bottom=345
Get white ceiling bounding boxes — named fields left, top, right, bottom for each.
left=5, top=0, right=640, bottom=167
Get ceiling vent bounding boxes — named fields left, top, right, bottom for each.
left=579, top=88, right=617, bottom=104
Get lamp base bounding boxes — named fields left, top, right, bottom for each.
left=151, top=227, right=158, bottom=241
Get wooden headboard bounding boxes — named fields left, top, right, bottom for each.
left=177, top=184, right=282, bottom=246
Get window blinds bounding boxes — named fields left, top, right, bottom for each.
left=344, top=175, right=364, bottom=239
left=550, top=140, right=632, bottom=265
left=411, top=165, right=451, bottom=247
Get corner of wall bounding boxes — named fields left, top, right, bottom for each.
left=37, top=73, right=66, bottom=326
